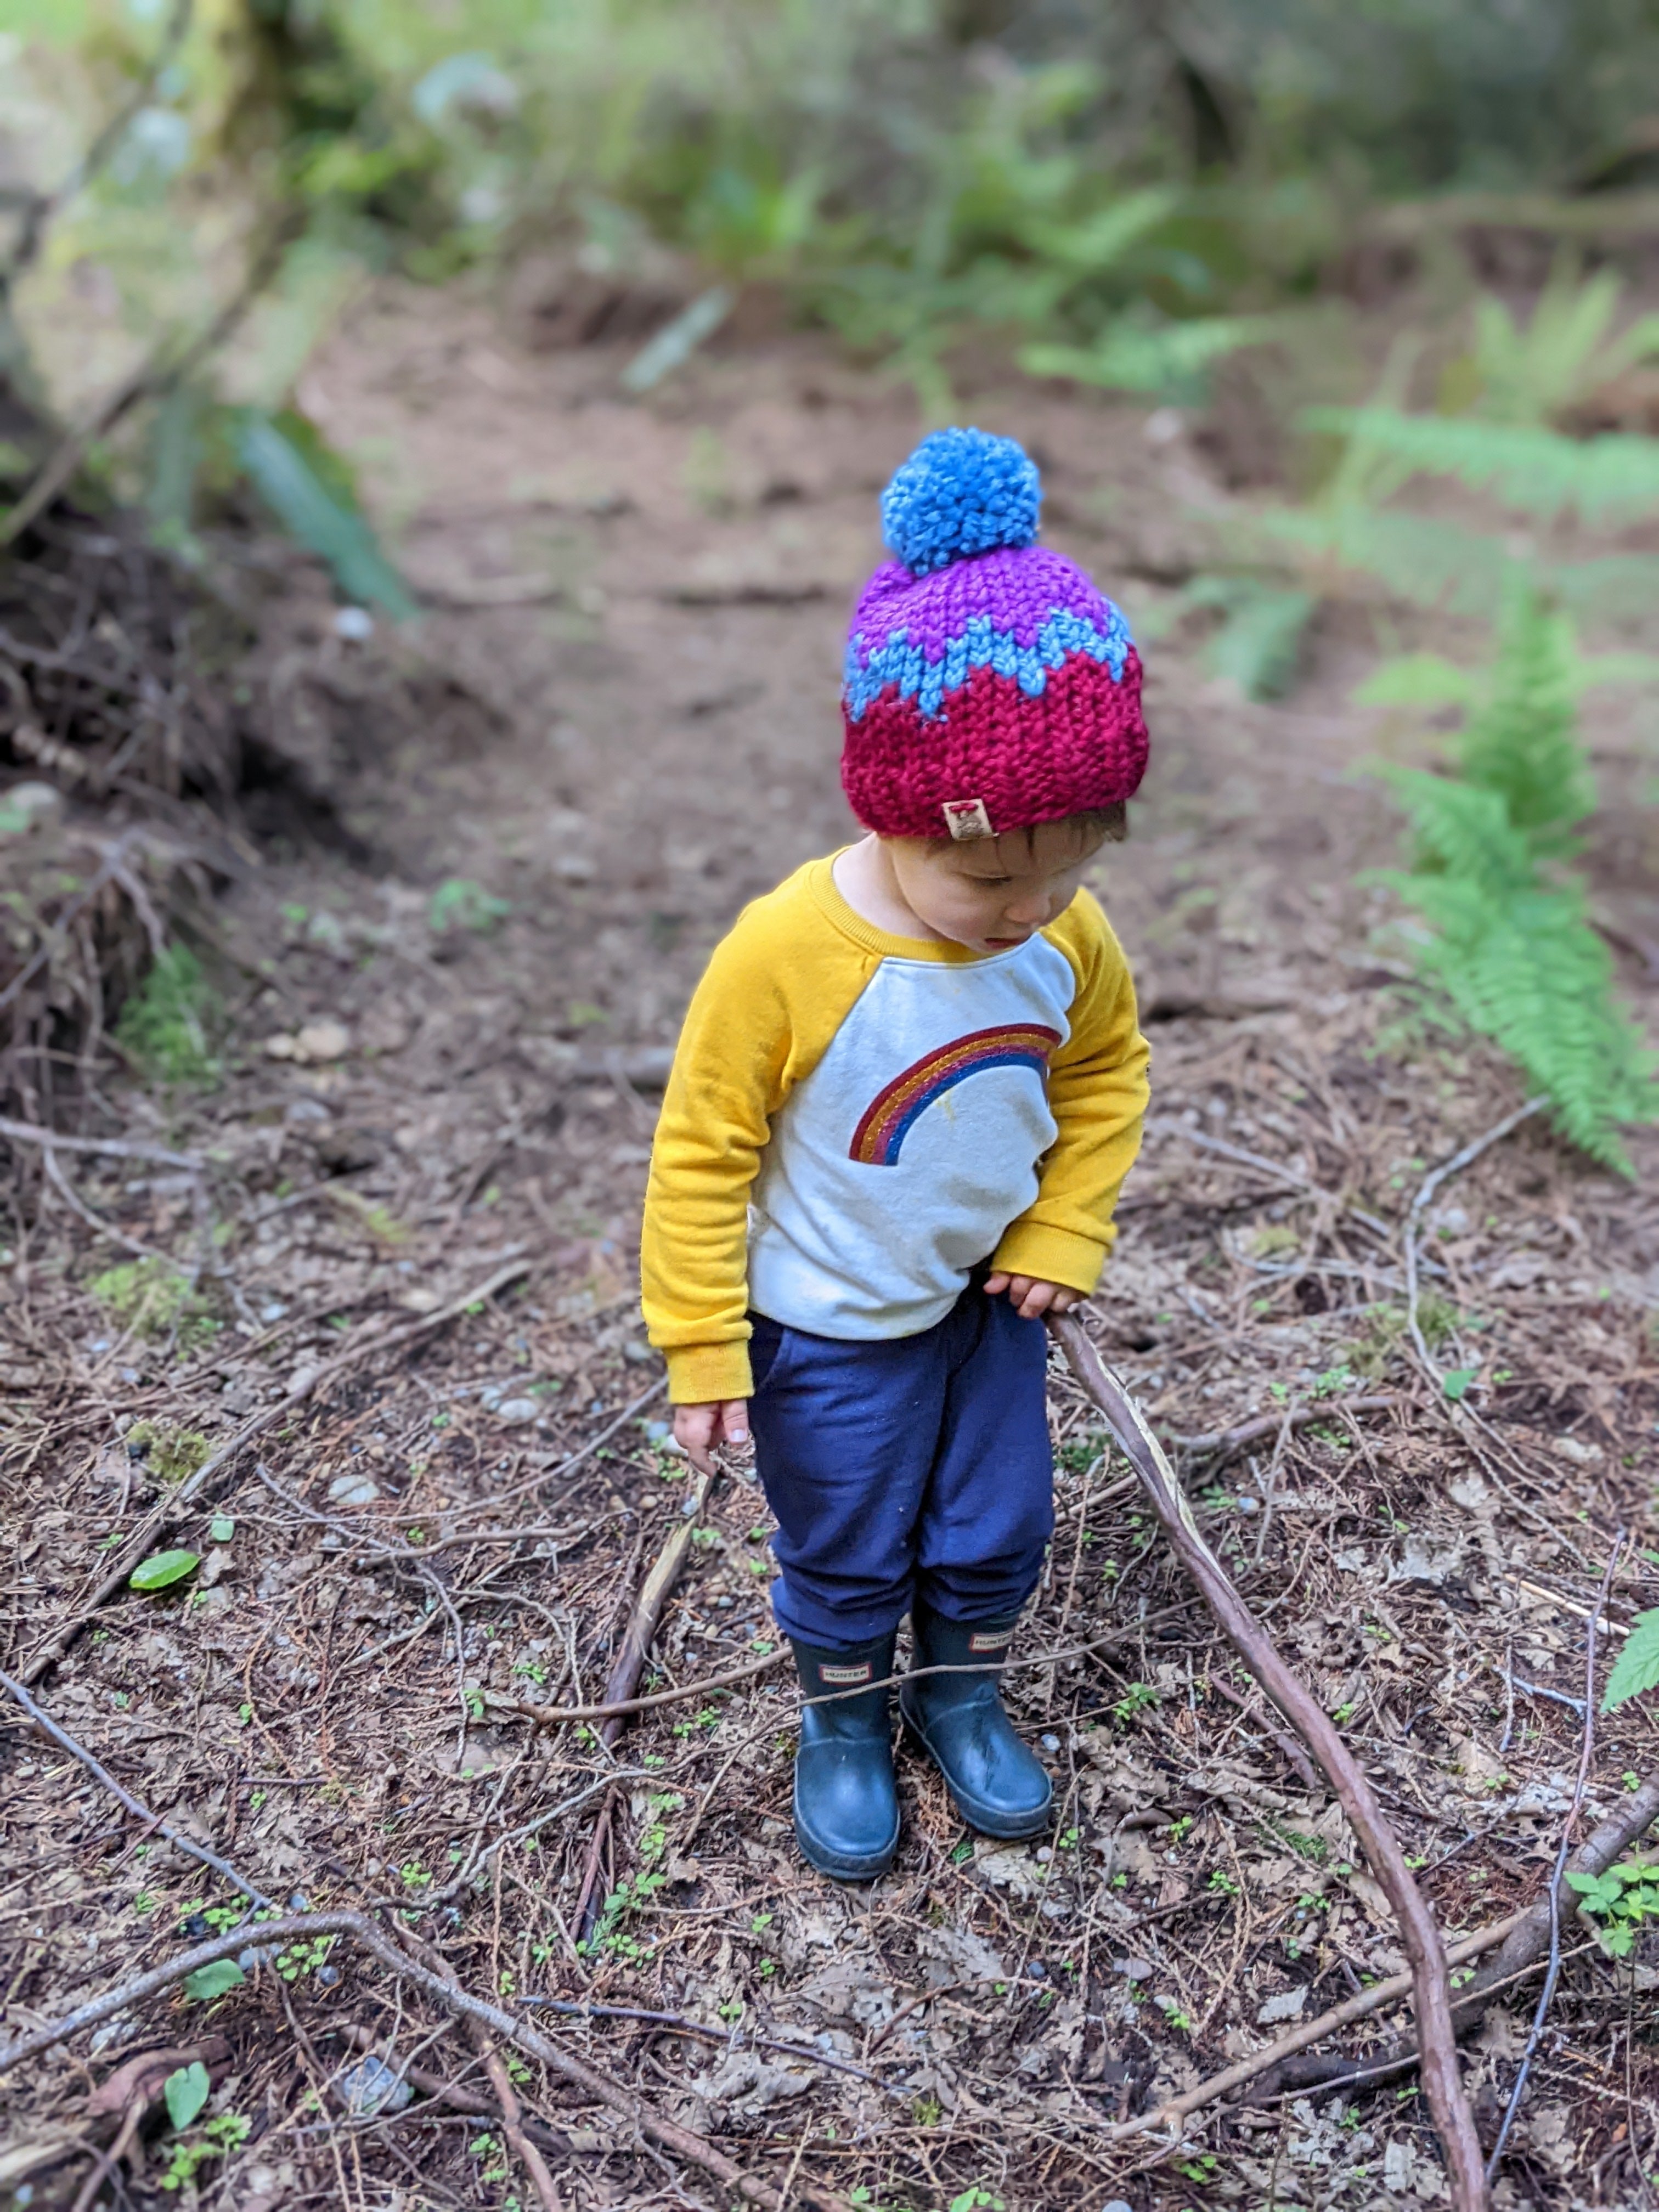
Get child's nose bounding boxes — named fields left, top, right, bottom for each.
left=1005, top=891, right=1051, bottom=924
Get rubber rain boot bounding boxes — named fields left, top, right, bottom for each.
left=900, top=1602, right=1052, bottom=1839
left=788, top=1633, right=900, bottom=1881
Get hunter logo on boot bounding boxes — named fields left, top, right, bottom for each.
left=820, top=1661, right=874, bottom=1685
left=967, top=1630, right=1012, bottom=1654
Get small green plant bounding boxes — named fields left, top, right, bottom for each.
left=160, top=2111, right=251, bottom=2192
left=429, top=877, right=511, bottom=934
left=1566, top=1860, right=1659, bottom=1957
left=277, top=1934, right=336, bottom=1982
left=115, top=944, right=221, bottom=1087
left=182, top=1959, right=246, bottom=2001
left=1602, top=1610, right=1659, bottom=1712
left=1112, top=1681, right=1159, bottom=1724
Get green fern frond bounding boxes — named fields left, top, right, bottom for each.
left=1257, top=504, right=1508, bottom=617
left=1379, top=770, right=1657, bottom=1173
left=1020, top=313, right=1277, bottom=397
left=1457, top=584, right=1595, bottom=851
left=1302, top=408, right=1659, bottom=524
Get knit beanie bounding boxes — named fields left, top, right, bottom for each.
left=840, top=428, right=1147, bottom=842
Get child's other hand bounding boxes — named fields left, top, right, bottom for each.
left=984, top=1273, right=1084, bottom=1322
left=673, top=1398, right=751, bottom=1474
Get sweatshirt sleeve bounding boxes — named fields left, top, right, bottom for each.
left=640, top=873, right=865, bottom=1403
left=990, top=891, right=1148, bottom=1296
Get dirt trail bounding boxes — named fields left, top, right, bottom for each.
left=5, top=281, right=1659, bottom=2212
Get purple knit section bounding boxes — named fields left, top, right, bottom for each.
left=849, top=545, right=1106, bottom=668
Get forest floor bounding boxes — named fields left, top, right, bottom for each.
left=4, top=278, right=1659, bottom=2212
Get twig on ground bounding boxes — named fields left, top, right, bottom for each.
left=1204, top=1672, right=1321, bottom=1792
left=332, top=2023, right=573, bottom=2151
left=0, top=1912, right=856, bottom=2212
left=1166, top=1124, right=1392, bottom=1237
left=0, top=1666, right=274, bottom=1911
left=516, top=1998, right=900, bottom=2091
left=1485, top=1531, right=1624, bottom=2182
left=1047, top=1310, right=1489, bottom=2212
left=500, top=1621, right=1168, bottom=1731
left=1403, top=1098, right=1547, bottom=1378
left=0, top=1116, right=202, bottom=1171
left=19, top=1254, right=532, bottom=1686
left=573, top=1464, right=719, bottom=1943
left=1172, top=1397, right=1398, bottom=1469
left=404, top=1931, right=563, bottom=2212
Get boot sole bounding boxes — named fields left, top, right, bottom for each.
left=793, top=1792, right=900, bottom=1882
left=901, top=1714, right=1052, bottom=1841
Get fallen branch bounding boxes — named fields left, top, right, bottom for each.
left=0, top=1666, right=274, bottom=1910
left=0, top=1912, right=854, bottom=2212
left=1149, top=1763, right=1659, bottom=2120
left=1171, top=1396, right=1399, bottom=1469
left=1048, top=1311, right=1489, bottom=2212
left=20, top=1255, right=531, bottom=1685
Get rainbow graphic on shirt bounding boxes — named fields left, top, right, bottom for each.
left=849, top=1023, right=1061, bottom=1167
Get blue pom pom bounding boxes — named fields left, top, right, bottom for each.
left=880, top=427, right=1041, bottom=577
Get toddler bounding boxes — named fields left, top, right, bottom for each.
left=642, top=428, right=1150, bottom=1879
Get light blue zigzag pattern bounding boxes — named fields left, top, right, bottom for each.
left=843, top=605, right=1132, bottom=723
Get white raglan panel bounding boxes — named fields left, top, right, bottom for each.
left=747, top=933, right=1077, bottom=1339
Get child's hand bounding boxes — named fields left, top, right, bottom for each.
left=984, top=1273, right=1085, bottom=1322
left=673, top=1398, right=751, bottom=1475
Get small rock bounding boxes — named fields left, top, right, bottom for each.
left=264, top=1020, right=352, bottom=1064
left=494, top=1397, right=539, bottom=1425
left=315, top=1963, right=341, bottom=1987
left=1, top=780, right=65, bottom=830
left=328, top=1473, right=380, bottom=1506
left=1040, top=1732, right=1061, bottom=1752
left=258, top=1301, right=289, bottom=1323
left=337, top=2056, right=413, bottom=2116
left=1236, top=1494, right=1260, bottom=1514
left=1113, top=1956, right=1153, bottom=1980
left=334, top=606, right=375, bottom=643
left=287, top=1363, right=323, bottom=1397
left=1257, top=1985, right=1308, bottom=2024
left=1551, top=1434, right=1605, bottom=1467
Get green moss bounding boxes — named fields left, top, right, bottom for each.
left=88, top=1258, right=219, bottom=1350
left=115, top=945, right=221, bottom=1088
left=125, top=1420, right=212, bottom=1485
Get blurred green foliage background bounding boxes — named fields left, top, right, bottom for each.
left=8, top=0, right=1659, bottom=434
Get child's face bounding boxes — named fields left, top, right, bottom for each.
left=884, top=819, right=1108, bottom=955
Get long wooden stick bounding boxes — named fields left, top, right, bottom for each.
left=1048, top=1312, right=1488, bottom=2212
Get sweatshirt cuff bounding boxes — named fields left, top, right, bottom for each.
left=664, top=1340, right=754, bottom=1404
left=990, top=1221, right=1108, bottom=1297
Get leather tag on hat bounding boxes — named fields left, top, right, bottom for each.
left=942, top=797, right=994, bottom=840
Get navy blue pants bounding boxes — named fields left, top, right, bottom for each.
left=747, top=1285, right=1054, bottom=1649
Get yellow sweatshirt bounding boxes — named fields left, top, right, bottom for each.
left=641, top=855, right=1148, bottom=1403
